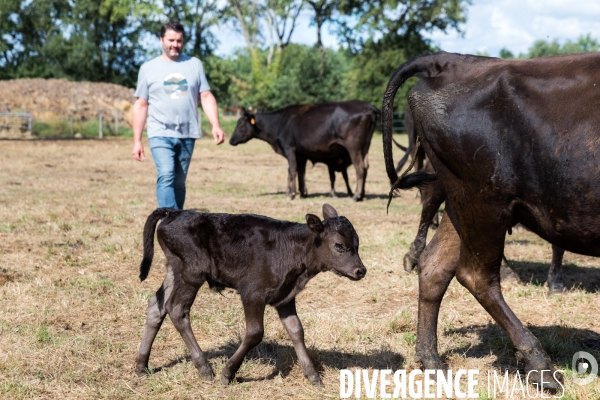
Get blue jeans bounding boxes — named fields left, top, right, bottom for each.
left=149, top=137, right=196, bottom=209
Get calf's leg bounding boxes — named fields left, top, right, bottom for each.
left=135, top=269, right=175, bottom=376
left=276, top=299, right=322, bottom=386
left=297, top=156, right=308, bottom=198
left=285, top=152, right=298, bottom=200
left=166, top=279, right=213, bottom=380
left=341, top=168, right=353, bottom=197
left=327, top=165, right=337, bottom=198
left=547, top=245, right=565, bottom=294
left=221, top=300, right=266, bottom=385
left=414, top=212, right=460, bottom=370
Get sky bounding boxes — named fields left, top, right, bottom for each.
left=212, top=0, right=600, bottom=57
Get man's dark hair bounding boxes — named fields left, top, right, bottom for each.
left=160, top=19, right=185, bottom=38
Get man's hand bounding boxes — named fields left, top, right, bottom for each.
left=132, top=141, right=145, bottom=161
left=213, top=126, right=225, bottom=145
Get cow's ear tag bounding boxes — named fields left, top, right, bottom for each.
left=250, top=118, right=255, bottom=125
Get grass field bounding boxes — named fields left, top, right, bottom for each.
left=1, top=133, right=599, bottom=399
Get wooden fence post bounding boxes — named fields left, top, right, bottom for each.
left=99, top=111, right=103, bottom=139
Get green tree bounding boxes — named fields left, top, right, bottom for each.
left=524, top=34, right=598, bottom=58
left=336, top=0, right=470, bottom=112
left=336, top=0, right=470, bottom=56
left=0, top=0, right=70, bottom=79
left=149, top=0, right=224, bottom=58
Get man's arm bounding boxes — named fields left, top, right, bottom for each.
left=132, top=97, right=149, bottom=161
left=200, top=91, right=225, bottom=145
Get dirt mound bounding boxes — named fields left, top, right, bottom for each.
left=0, top=78, right=135, bottom=131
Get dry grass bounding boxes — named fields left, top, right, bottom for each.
left=1, top=134, right=599, bottom=399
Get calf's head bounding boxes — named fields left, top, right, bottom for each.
left=306, top=204, right=366, bottom=280
left=230, top=108, right=258, bottom=146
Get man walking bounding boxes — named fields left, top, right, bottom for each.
left=132, top=19, right=225, bottom=209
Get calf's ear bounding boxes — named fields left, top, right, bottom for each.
left=322, top=203, right=338, bottom=219
left=306, top=214, right=324, bottom=234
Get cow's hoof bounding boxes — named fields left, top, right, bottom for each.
left=414, top=353, right=445, bottom=371
left=199, top=365, right=214, bottom=381
left=526, top=368, right=563, bottom=392
left=403, top=253, right=418, bottom=273
left=352, top=195, right=364, bottom=202
left=220, top=370, right=233, bottom=386
left=286, top=195, right=295, bottom=201
left=329, top=192, right=338, bottom=198
left=135, top=366, right=149, bottom=377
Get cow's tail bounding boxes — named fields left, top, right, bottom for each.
left=382, top=54, right=442, bottom=211
left=139, top=208, right=176, bottom=282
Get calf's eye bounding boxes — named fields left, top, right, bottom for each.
left=334, top=243, right=344, bottom=253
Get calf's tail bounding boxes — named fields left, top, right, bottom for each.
left=139, top=208, right=173, bottom=282
left=382, top=53, right=444, bottom=210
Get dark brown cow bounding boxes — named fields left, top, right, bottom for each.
left=395, top=111, right=567, bottom=294
left=229, top=101, right=379, bottom=201
left=383, top=51, right=600, bottom=390
left=135, top=205, right=365, bottom=386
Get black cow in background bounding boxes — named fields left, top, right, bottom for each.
left=230, top=100, right=379, bottom=201
left=394, top=106, right=567, bottom=294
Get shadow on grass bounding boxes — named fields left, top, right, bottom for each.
left=444, top=322, right=600, bottom=372
left=151, top=340, right=404, bottom=382
left=257, top=191, right=390, bottom=200
left=508, top=260, right=600, bottom=293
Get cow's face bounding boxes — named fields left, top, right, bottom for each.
left=306, top=204, right=366, bottom=281
left=230, top=110, right=257, bottom=146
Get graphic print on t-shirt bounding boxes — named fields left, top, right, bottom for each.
left=163, top=73, right=188, bottom=99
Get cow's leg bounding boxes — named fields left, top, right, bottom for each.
left=221, top=299, right=266, bottom=385
left=135, top=269, right=175, bottom=376
left=453, top=218, right=560, bottom=390
left=327, top=165, right=338, bottom=198
left=341, top=168, right=353, bottom=197
left=547, top=245, right=565, bottom=294
left=284, top=151, right=298, bottom=200
left=404, top=181, right=445, bottom=273
left=414, top=212, right=460, bottom=370
left=276, top=299, right=322, bottom=386
left=297, top=156, right=308, bottom=198
left=349, top=153, right=367, bottom=201
left=166, top=278, right=213, bottom=380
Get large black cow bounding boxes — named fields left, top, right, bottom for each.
left=383, top=51, right=600, bottom=390
left=229, top=101, right=379, bottom=201
left=395, top=111, right=567, bottom=294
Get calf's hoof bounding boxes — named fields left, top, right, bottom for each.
left=308, top=375, right=324, bottom=387
left=548, top=282, right=565, bottom=294
left=403, top=253, right=418, bottom=273
left=352, top=195, right=364, bottom=202
left=135, top=366, right=150, bottom=377
left=199, top=365, right=214, bottom=381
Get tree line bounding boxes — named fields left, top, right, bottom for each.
left=1, top=1, right=597, bottom=112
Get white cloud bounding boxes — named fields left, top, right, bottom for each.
left=425, top=0, right=600, bottom=56
left=212, top=0, right=600, bottom=57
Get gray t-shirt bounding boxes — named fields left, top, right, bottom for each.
left=134, top=55, right=210, bottom=139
